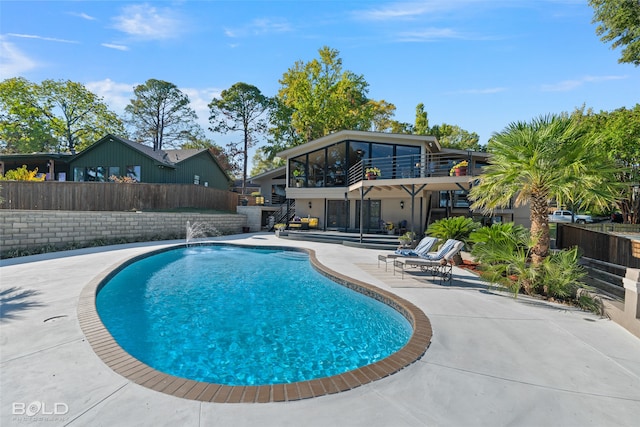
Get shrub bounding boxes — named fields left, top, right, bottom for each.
left=0, top=165, right=45, bottom=181
left=540, top=247, right=587, bottom=299
left=426, top=216, right=481, bottom=245
left=469, top=222, right=530, bottom=265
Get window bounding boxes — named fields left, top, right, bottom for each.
left=326, top=142, right=346, bottom=186
left=355, top=199, right=382, bottom=231
left=371, top=143, right=394, bottom=178
left=439, top=191, right=470, bottom=208
left=85, top=166, right=107, bottom=182
left=327, top=200, right=349, bottom=229
left=73, top=167, right=84, bottom=182
left=288, top=140, right=423, bottom=187
left=289, top=155, right=306, bottom=187
left=194, top=175, right=200, bottom=185
left=308, top=149, right=325, bottom=187
left=108, top=167, right=120, bottom=179
left=126, top=165, right=141, bottom=182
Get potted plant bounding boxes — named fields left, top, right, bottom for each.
left=426, top=216, right=481, bottom=265
left=450, top=160, right=468, bottom=176
left=240, top=197, right=249, bottom=206
left=398, top=231, right=415, bottom=247
left=251, top=191, right=264, bottom=205
left=385, top=221, right=395, bottom=234
left=293, top=169, right=304, bottom=187
left=366, top=167, right=381, bottom=180
left=274, top=223, right=287, bottom=236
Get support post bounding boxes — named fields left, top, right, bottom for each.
left=623, top=268, right=640, bottom=320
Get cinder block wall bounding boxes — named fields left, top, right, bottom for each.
left=0, top=210, right=247, bottom=253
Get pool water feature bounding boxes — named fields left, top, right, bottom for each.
left=96, top=245, right=413, bottom=386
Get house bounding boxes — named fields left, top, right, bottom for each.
left=0, top=152, right=73, bottom=181
left=69, top=134, right=232, bottom=190
left=250, top=130, right=529, bottom=234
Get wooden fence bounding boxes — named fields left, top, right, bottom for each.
left=557, top=223, right=640, bottom=268
left=0, top=181, right=238, bottom=212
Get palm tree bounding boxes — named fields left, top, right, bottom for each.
left=469, top=115, right=622, bottom=265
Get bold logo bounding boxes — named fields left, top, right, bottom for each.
left=12, top=401, right=69, bottom=416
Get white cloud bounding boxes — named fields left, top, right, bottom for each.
left=112, top=4, right=183, bottom=40
left=182, top=87, right=224, bottom=130
left=396, top=28, right=468, bottom=42
left=354, top=2, right=432, bottom=21
left=0, top=36, right=38, bottom=78
left=224, top=18, right=292, bottom=38
left=7, top=33, right=79, bottom=44
left=541, top=75, right=628, bottom=92
left=101, top=43, right=129, bottom=51
left=85, top=79, right=135, bottom=114
left=353, top=0, right=491, bottom=21
left=454, top=87, right=508, bottom=95
left=68, top=12, right=97, bottom=21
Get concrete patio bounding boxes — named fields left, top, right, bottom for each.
left=1, top=233, right=640, bottom=426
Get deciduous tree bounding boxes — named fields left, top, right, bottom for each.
left=573, top=104, right=640, bottom=223
left=0, top=78, right=124, bottom=153
left=589, top=0, right=640, bottom=66
left=430, top=123, right=482, bottom=151
left=41, top=79, right=125, bottom=153
left=275, top=46, right=373, bottom=144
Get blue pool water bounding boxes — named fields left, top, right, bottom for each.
left=96, top=245, right=412, bottom=386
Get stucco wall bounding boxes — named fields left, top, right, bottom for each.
left=0, top=210, right=247, bottom=254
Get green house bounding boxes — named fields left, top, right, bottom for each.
left=69, top=134, right=232, bottom=190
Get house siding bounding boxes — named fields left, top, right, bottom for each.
left=174, top=152, right=231, bottom=190
left=69, top=138, right=174, bottom=183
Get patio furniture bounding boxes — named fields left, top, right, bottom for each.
left=377, top=236, right=438, bottom=272
left=393, top=240, right=464, bottom=283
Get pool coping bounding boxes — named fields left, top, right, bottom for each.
left=77, top=243, right=432, bottom=403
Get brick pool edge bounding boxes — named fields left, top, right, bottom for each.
left=77, top=243, right=432, bottom=403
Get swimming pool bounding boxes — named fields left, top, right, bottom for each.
left=97, top=245, right=411, bottom=385
left=80, top=243, right=432, bottom=402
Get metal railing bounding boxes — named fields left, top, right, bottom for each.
left=347, top=152, right=473, bottom=185
left=272, top=199, right=296, bottom=225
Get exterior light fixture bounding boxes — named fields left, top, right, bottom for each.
left=308, top=201, right=312, bottom=209
left=400, top=201, right=405, bottom=209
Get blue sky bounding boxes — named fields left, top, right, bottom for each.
left=1, top=0, right=638, bottom=154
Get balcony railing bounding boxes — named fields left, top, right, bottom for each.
left=347, top=152, right=474, bottom=186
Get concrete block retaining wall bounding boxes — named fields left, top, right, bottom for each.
left=0, top=210, right=247, bottom=254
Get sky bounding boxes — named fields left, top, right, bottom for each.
left=1, top=0, right=638, bottom=156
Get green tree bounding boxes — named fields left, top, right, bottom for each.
left=413, top=103, right=429, bottom=135
left=275, top=46, right=373, bottom=144
left=589, top=0, right=640, bottom=66
left=250, top=147, right=285, bottom=176
left=573, top=104, right=640, bottom=223
left=430, top=123, right=482, bottom=150
left=469, top=115, right=622, bottom=265
left=125, top=79, right=199, bottom=151
left=41, top=79, right=125, bottom=153
left=0, top=78, right=57, bottom=153
left=368, top=99, right=398, bottom=132
left=179, top=133, right=236, bottom=177
left=0, top=78, right=124, bottom=154
left=209, top=82, right=271, bottom=195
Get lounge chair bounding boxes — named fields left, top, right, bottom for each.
left=377, top=236, right=437, bottom=271
left=393, top=240, right=465, bottom=283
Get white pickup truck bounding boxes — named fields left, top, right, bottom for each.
left=548, top=210, right=593, bottom=224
